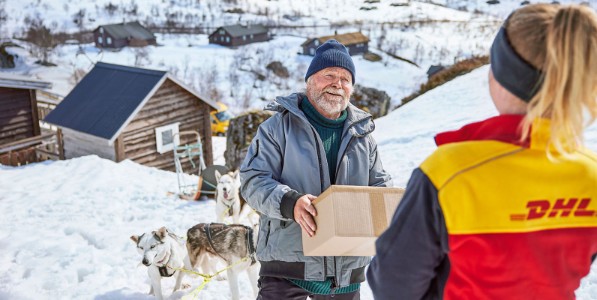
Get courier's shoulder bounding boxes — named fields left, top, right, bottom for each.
left=421, top=140, right=521, bottom=189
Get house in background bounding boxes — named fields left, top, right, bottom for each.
left=44, top=62, right=218, bottom=173
left=93, top=21, right=156, bottom=49
left=0, top=74, right=63, bottom=166
left=426, top=65, right=446, bottom=79
left=208, top=24, right=270, bottom=47
left=302, top=32, right=370, bottom=56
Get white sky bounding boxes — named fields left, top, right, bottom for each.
left=1, top=66, right=596, bottom=300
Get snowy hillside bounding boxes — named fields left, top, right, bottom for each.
left=1, top=65, right=597, bottom=300
left=0, top=0, right=507, bottom=111
left=3, top=0, right=592, bottom=111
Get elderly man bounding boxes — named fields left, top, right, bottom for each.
left=239, top=39, right=392, bottom=300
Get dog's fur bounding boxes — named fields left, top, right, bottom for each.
left=215, top=170, right=255, bottom=225
left=187, top=223, right=259, bottom=300
left=130, top=227, right=191, bottom=300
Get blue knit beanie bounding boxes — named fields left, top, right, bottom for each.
left=305, top=39, right=355, bottom=84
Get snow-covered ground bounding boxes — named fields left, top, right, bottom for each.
left=1, top=65, right=597, bottom=300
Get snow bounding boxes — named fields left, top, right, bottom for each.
left=1, top=0, right=597, bottom=299
left=2, top=66, right=597, bottom=300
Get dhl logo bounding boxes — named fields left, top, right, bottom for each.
left=510, top=198, right=595, bottom=221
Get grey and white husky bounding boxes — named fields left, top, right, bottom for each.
left=186, top=223, right=260, bottom=300
left=130, top=227, right=191, bottom=300
left=215, top=170, right=244, bottom=224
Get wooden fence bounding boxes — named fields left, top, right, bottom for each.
left=0, top=130, right=64, bottom=166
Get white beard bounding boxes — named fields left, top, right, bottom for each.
left=307, top=88, right=350, bottom=119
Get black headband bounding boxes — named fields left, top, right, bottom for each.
left=490, top=26, right=543, bottom=102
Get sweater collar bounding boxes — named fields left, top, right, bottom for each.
left=300, top=97, right=347, bottom=128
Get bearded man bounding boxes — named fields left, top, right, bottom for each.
left=240, top=39, right=392, bottom=300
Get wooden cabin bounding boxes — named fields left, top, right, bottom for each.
left=0, top=74, right=63, bottom=166
left=426, top=65, right=445, bottom=78
left=93, top=21, right=156, bottom=49
left=302, top=32, right=369, bottom=56
left=208, top=24, right=270, bottom=47
left=44, top=62, right=218, bottom=173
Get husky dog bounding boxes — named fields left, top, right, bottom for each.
left=215, top=170, right=248, bottom=224
left=187, top=223, right=259, bottom=300
left=130, top=227, right=191, bottom=300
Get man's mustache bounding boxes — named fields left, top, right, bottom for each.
left=322, top=88, right=346, bottom=97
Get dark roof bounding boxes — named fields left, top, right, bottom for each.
left=427, top=65, right=445, bottom=77
left=96, top=21, right=155, bottom=40
left=301, top=32, right=369, bottom=47
left=0, top=73, right=52, bottom=90
left=211, top=24, right=268, bottom=38
left=44, top=62, right=166, bottom=141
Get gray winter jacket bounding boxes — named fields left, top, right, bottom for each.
left=240, top=93, right=392, bottom=287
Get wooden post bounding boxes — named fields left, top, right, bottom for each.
left=114, top=135, right=125, bottom=162
left=57, top=128, right=65, bottom=160
left=29, top=89, right=41, bottom=136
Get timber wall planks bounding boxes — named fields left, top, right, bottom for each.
left=0, top=87, right=38, bottom=145
left=122, top=79, right=213, bottom=173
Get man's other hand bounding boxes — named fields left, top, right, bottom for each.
left=294, top=194, right=318, bottom=237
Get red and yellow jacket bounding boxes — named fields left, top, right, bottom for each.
left=367, top=115, right=597, bottom=299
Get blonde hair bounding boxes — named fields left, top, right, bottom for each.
left=506, top=4, right=597, bottom=155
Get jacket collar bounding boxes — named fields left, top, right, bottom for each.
left=434, top=114, right=552, bottom=150
left=266, top=93, right=375, bottom=137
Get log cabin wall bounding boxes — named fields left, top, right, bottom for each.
left=121, top=79, right=213, bottom=173
left=0, top=87, right=40, bottom=145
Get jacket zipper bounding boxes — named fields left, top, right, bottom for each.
left=335, top=136, right=355, bottom=184
left=331, top=258, right=338, bottom=294
left=310, top=127, right=327, bottom=280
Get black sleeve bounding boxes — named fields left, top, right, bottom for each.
left=366, top=168, right=450, bottom=300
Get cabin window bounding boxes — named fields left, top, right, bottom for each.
left=107, top=37, right=112, bottom=44
left=242, top=35, right=246, bottom=41
left=314, top=40, right=319, bottom=46
left=155, top=123, right=180, bottom=154
left=310, top=48, right=315, bottom=55
left=98, top=36, right=103, bottom=44
left=100, top=27, right=104, bottom=34
left=250, top=34, right=253, bottom=39
left=219, top=29, right=224, bottom=34
left=226, top=37, right=230, bottom=43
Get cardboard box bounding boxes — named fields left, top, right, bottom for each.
left=302, top=185, right=405, bottom=256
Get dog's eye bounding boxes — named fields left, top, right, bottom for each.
left=150, top=245, right=156, bottom=249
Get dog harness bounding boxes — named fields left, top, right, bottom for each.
left=153, top=231, right=180, bottom=278
left=204, top=223, right=257, bottom=265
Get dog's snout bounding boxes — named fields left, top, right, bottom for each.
left=142, top=258, right=150, bottom=266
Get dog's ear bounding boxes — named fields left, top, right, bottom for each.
left=232, top=169, right=240, bottom=178
left=130, top=235, right=139, bottom=244
left=215, top=170, right=221, bottom=182
left=157, top=227, right=168, bottom=239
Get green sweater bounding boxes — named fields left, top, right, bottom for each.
left=294, top=98, right=359, bottom=295
left=300, top=98, right=347, bottom=184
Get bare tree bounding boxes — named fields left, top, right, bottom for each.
left=133, top=47, right=150, bottom=67
left=25, top=18, right=55, bottom=65
left=104, top=2, right=118, bottom=16
left=72, top=9, right=86, bottom=31
left=0, top=0, right=7, bottom=36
